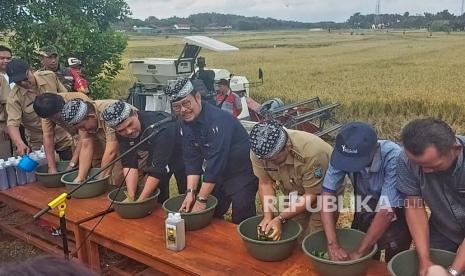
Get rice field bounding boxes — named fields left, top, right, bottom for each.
left=110, top=29, right=465, bottom=139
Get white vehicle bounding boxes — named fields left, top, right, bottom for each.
left=127, top=36, right=262, bottom=120
left=126, top=36, right=341, bottom=136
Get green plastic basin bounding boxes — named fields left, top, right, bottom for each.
left=162, top=194, right=217, bottom=231
left=302, top=229, right=378, bottom=276
left=61, top=168, right=109, bottom=199
left=35, top=161, right=77, bottom=188
left=108, top=186, right=160, bottom=219
left=237, top=215, right=303, bottom=262
left=388, top=249, right=456, bottom=276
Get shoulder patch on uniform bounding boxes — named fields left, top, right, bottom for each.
left=290, top=149, right=304, bottom=162
left=313, top=167, right=323, bottom=178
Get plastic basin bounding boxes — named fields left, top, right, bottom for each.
left=35, top=161, right=77, bottom=188
left=237, top=215, right=303, bottom=262
left=302, top=229, right=378, bottom=276
left=108, top=186, right=160, bottom=219
left=162, top=194, right=217, bottom=231
left=388, top=249, right=456, bottom=276
left=61, top=168, right=109, bottom=199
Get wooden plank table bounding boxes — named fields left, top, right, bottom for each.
left=0, top=182, right=114, bottom=262
left=82, top=207, right=389, bottom=275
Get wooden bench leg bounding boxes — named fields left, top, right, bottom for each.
left=87, top=239, right=101, bottom=273
left=73, top=225, right=88, bottom=263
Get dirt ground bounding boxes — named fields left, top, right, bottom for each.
left=0, top=203, right=43, bottom=265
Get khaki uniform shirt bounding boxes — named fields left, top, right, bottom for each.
left=0, top=74, right=10, bottom=123
left=40, top=64, right=72, bottom=92
left=251, top=129, right=333, bottom=195
left=251, top=129, right=340, bottom=236
left=42, top=92, right=91, bottom=137
left=6, top=71, right=71, bottom=150
left=79, top=100, right=117, bottom=143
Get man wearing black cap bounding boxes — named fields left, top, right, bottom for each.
left=6, top=59, right=72, bottom=157
left=165, top=78, right=257, bottom=224
left=321, top=122, right=411, bottom=262
left=33, top=92, right=91, bottom=173
left=250, top=120, right=338, bottom=241
left=397, top=118, right=465, bottom=276
left=102, top=101, right=186, bottom=203
left=38, top=45, right=73, bottom=91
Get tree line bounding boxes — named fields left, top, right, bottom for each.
left=115, top=10, right=465, bottom=32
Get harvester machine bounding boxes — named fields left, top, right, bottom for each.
left=126, top=36, right=342, bottom=137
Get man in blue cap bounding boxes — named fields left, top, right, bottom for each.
left=321, top=122, right=411, bottom=261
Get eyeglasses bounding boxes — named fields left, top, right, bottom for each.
left=0, top=56, right=11, bottom=61
left=171, top=98, right=192, bottom=113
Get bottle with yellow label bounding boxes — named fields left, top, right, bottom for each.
left=166, top=213, right=185, bottom=251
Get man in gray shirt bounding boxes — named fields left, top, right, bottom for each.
left=397, top=118, right=465, bottom=276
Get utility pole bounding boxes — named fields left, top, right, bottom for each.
left=375, top=0, right=381, bottom=25
left=461, top=0, right=464, bottom=16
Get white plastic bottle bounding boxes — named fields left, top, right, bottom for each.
left=14, top=157, right=28, bottom=185
left=5, top=160, right=17, bottom=188
left=0, top=162, right=9, bottom=190
left=165, top=213, right=186, bottom=251
left=25, top=153, right=37, bottom=183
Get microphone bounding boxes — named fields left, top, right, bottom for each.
left=146, top=115, right=175, bottom=130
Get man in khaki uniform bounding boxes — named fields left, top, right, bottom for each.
left=38, top=46, right=73, bottom=92
left=61, top=99, right=120, bottom=183
left=0, top=46, right=12, bottom=158
left=33, top=92, right=98, bottom=173
left=5, top=59, right=72, bottom=157
left=250, top=120, right=343, bottom=241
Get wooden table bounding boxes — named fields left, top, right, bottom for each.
left=82, top=207, right=389, bottom=275
left=0, top=182, right=113, bottom=262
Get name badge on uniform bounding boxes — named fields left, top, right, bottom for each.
left=264, top=167, right=278, bottom=172
left=289, top=191, right=299, bottom=204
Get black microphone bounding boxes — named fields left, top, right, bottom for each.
left=146, top=115, right=175, bottom=130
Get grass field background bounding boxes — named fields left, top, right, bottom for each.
left=111, top=29, right=465, bottom=139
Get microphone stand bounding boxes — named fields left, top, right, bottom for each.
left=32, top=116, right=173, bottom=259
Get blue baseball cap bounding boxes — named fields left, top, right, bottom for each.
left=330, top=122, right=378, bottom=172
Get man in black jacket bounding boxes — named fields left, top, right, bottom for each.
left=101, top=101, right=186, bottom=203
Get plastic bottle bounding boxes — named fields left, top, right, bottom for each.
left=24, top=153, right=37, bottom=183
left=0, top=162, right=9, bottom=190
left=165, top=213, right=186, bottom=251
left=5, top=161, right=17, bottom=188
left=15, top=157, right=28, bottom=185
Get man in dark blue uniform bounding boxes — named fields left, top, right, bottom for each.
left=101, top=101, right=186, bottom=203
left=164, top=78, right=258, bottom=224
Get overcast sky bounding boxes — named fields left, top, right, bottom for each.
left=126, top=0, right=463, bottom=22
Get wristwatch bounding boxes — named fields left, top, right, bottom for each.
left=447, top=267, right=461, bottom=276
left=277, top=214, right=287, bottom=224
left=185, top=188, right=195, bottom=195
left=196, top=195, right=208, bottom=204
